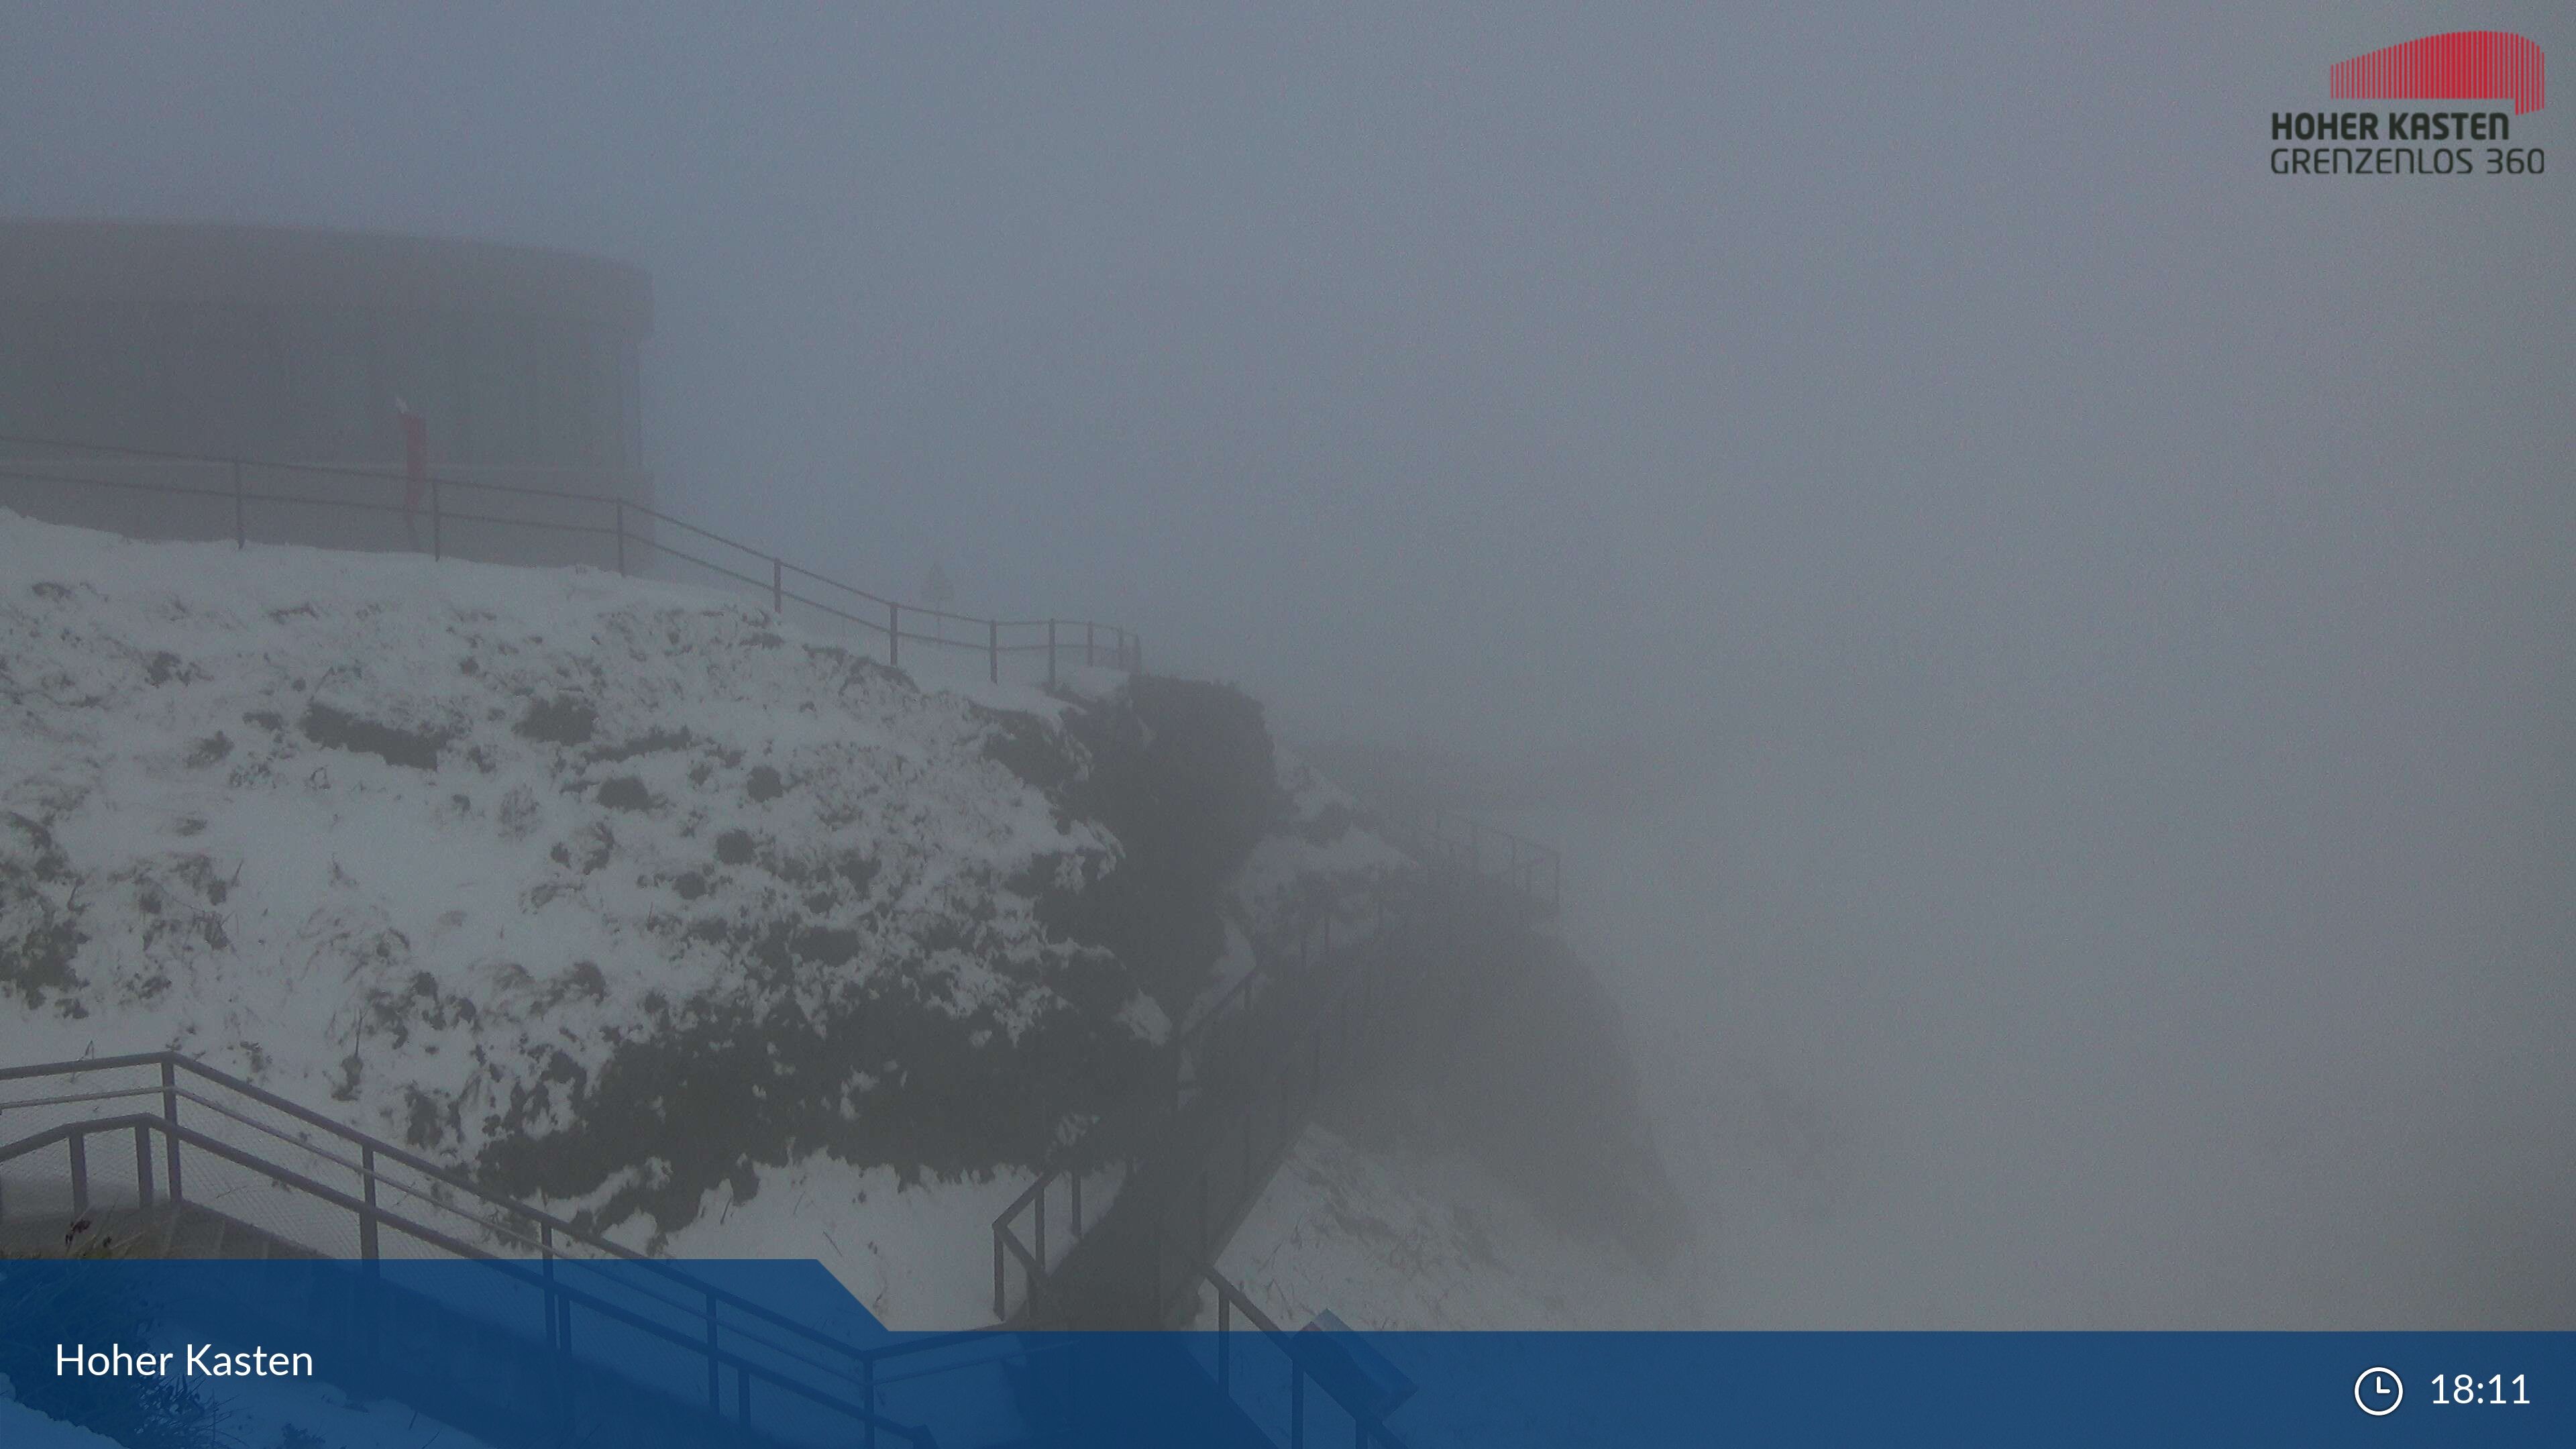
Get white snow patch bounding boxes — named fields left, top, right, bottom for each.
left=654, top=1157, right=1035, bottom=1330
left=0, top=511, right=1108, bottom=1159
left=1201, top=1124, right=1697, bottom=1332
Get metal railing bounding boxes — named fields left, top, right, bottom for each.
left=0, top=431, right=1564, bottom=1448
left=1378, top=805, right=1561, bottom=921
left=1199, top=1268, right=1413, bottom=1449
left=991, top=810, right=1551, bottom=1332
left=1140, top=922, right=1417, bottom=1324
left=0, top=434, right=1141, bottom=685
left=0, top=1051, right=1059, bottom=1448
left=0, top=1047, right=1409, bottom=1446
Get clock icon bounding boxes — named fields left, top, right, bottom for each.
left=2355, top=1366, right=2404, bottom=1416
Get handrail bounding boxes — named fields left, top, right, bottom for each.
left=3, top=1081, right=579, bottom=1264
left=1, top=1113, right=506, bottom=1265
left=0, top=1053, right=992, bottom=1385
left=0, top=1113, right=945, bottom=1447
left=1197, top=1262, right=1412, bottom=1449
left=1, top=431, right=1564, bottom=1443
left=1, top=1052, right=629, bottom=1258
left=0, top=434, right=1143, bottom=680
left=1376, top=804, right=1562, bottom=920
left=994, top=811, right=1558, bottom=1326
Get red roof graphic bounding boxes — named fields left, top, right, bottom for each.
left=2330, top=31, right=2546, bottom=115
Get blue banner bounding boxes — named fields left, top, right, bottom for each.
left=1, top=1258, right=2567, bottom=1446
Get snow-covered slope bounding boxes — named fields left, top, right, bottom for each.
left=1, top=508, right=1674, bottom=1345
left=0, top=513, right=1245, bottom=1324
left=1203, top=1123, right=1701, bottom=1332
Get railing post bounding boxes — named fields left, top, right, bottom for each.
left=1086, top=622, right=1096, bottom=667
left=1218, top=1288, right=1232, bottom=1388
left=1292, top=1363, right=1306, bottom=1448
left=889, top=602, right=900, bottom=669
left=1071, top=1169, right=1082, bottom=1236
left=1047, top=619, right=1057, bottom=688
left=68, top=1131, right=89, bottom=1218
left=1034, top=1180, right=1046, bottom=1272
left=231, top=459, right=245, bottom=548
left=994, top=1228, right=1006, bottom=1320
left=1147, top=1218, right=1163, bottom=1327
left=863, top=1358, right=879, bottom=1449
left=614, top=500, right=627, bottom=575
left=134, top=1124, right=154, bottom=1210
left=542, top=1222, right=559, bottom=1350
left=160, top=1059, right=182, bottom=1203
left=988, top=620, right=999, bottom=683
left=771, top=556, right=784, bottom=616
left=360, top=1144, right=380, bottom=1262
left=705, top=1291, right=721, bottom=1411
left=430, top=478, right=443, bottom=559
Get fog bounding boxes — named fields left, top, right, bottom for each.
left=6, top=5, right=2569, bottom=1326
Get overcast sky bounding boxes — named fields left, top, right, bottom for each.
left=6, top=3, right=2569, bottom=1326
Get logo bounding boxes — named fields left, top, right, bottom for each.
left=2271, top=30, right=2546, bottom=176
left=2331, top=32, right=2544, bottom=114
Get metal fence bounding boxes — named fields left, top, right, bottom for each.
left=0, top=1051, right=1025, bottom=1448
left=992, top=809, right=1561, bottom=1330
left=0, top=430, right=1564, bottom=1448
left=0, top=434, right=1140, bottom=686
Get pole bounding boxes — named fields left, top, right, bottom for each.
left=771, top=556, right=784, bottom=616
left=988, top=620, right=999, bottom=683
left=1047, top=619, right=1057, bottom=688
left=360, top=1144, right=380, bottom=1261
left=541, top=1223, right=560, bottom=1350
left=160, top=1059, right=182, bottom=1202
left=704, top=1292, right=721, bottom=1411
left=888, top=602, right=901, bottom=668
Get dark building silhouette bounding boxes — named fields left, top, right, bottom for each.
left=0, top=219, right=652, bottom=567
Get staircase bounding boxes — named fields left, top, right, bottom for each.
left=0, top=727, right=1547, bottom=1449
left=994, top=808, right=1562, bottom=1334
left=0, top=1055, right=989, bottom=1447
left=0, top=1197, right=317, bottom=1261
left=0, top=1059, right=1314, bottom=1448
left=0, top=431, right=1564, bottom=1448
